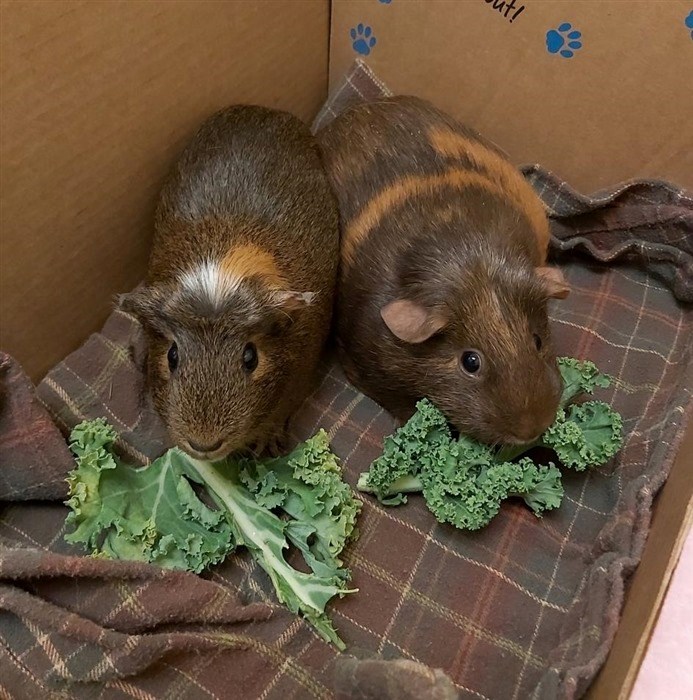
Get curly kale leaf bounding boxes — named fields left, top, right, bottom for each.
left=188, top=449, right=358, bottom=650
left=542, top=400, right=623, bottom=471
left=357, top=358, right=622, bottom=531
left=237, top=430, right=360, bottom=584
left=360, top=399, right=452, bottom=504
left=557, top=356, right=612, bottom=406
left=419, top=449, right=563, bottom=531
left=358, top=403, right=563, bottom=530
left=65, top=421, right=360, bottom=650
left=65, top=419, right=235, bottom=573
left=513, top=461, right=565, bottom=513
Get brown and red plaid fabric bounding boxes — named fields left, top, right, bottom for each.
left=1, top=60, right=691, bottom=700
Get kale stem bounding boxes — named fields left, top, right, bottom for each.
left=356, top=472, right=423, bottom=496
left=494, top=440, right=541, bottom=464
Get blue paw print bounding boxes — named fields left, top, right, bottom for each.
left=686, top=10, right=693, bottom=39
left=351, top=23, right=377, bottom=55
left=546, top=23, right=583, bottom=58
left=379, top=0, right=393, bottom=3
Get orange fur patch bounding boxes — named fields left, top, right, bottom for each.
left=343, top=169, right=509, bottom=266
left=220, top=244, right=286, bottom=289
left=428, top=127, right=550, bottom=260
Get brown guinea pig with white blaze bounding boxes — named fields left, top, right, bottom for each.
left=121, top=106, right=339, bottom=460
left=317, top=96, right=569, bottom=447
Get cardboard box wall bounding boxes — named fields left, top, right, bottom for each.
left=0, top=2, right=691, bottom=698
left=329, top=0, right=693, bottom=194
left=0, top=0, right=329, bottom=382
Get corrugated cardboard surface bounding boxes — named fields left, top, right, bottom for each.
left=0, top=0, right=329, bottom=381
left=329, top=0, right=693, bottom=193
left=587, top=429, right=693, bottom=700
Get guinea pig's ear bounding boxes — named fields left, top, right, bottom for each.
left=118, top=286, right=168, bottom=329
left=536, top=266, right=570, bottom=300
left=381, top=299, right=447, bottom=344
left=271, top=290, right=316, bottom=312
left=260, top=290, right=316, bottom=335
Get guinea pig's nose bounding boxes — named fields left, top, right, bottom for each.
left=187, top=438, right=223, bottom=454
left=508, top=418, right=545, bottom=444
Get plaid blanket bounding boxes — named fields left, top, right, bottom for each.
left=1, top=60, right=691, bottom=700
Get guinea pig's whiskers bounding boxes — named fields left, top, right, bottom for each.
left=489, top=438, right=502, bottom=453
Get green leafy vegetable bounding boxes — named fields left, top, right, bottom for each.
left=420, top=455, right=564, bottom=531
left=65, top=423, right=360, bottom=649
left=238, top=433, right=360, bottom=579
left=358, top=401, right=564, bottom=531
left=65, top=419, right=234, bottom=573
left=495, top=360, right=622, bottom=467
left=363, top=399, right=452, bottom=505
left=556, top=356, right=612, bottom=406
left=357, top=357, right=623, bottom=530
left=542, top=401, right=623, bottom=471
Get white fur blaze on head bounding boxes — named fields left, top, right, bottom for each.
left=179, top=259, right=241, bottom=308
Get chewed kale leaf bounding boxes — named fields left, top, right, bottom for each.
left=65, top=419, right=234, bottom=573
left=357, top=356, right=623, bottom=531
left=237, top=430, right=360, bottom=588
left=186, top=431, right=360, bottom=649
left=65, top=421, right=360, bottom=650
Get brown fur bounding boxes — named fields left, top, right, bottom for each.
left=344, top=169, right=512, bottom=266
left=121, top=105, right=339, bottom=459
left=317, top=96, right=568, bottom=445
left=428, top=127, right=551, bottom=256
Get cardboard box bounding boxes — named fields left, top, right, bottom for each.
left=587, top=426, right=693, bottom=698
left=0, top=1, right=690, bottom=697
left=329, top=0, right=693, bottom=194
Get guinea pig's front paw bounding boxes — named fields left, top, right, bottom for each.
left=249, top=428, right=289, bottom=458
left=265, top=431, right=289, bottom=458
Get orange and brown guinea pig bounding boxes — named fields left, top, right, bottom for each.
left=317, top=96, right=569, bottom=446
left=122, top=106, right=339, bottom=460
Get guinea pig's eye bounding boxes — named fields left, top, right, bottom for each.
left=167, top=342, right=179, bottom=372
left=461, top=350, right=481, bottom=375
left=242, top=342, right=258, bottom=373
left=533, top=334, right=543, bottom=351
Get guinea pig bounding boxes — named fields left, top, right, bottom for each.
left=316, top=96, right=569, bottom=446
left=121, top=105, right=339, bottom=460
